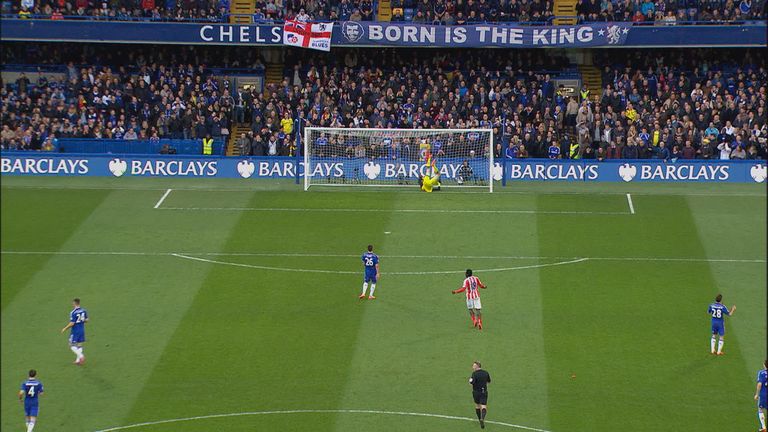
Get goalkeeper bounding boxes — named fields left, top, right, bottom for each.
left=419, top=172, right=441, bottom=192
left=419, top=156, right=441, bottom=192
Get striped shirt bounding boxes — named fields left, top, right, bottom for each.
left=459, top=276, right=485, bottom=300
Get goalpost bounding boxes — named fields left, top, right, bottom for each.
left=303, top=128, right=496, bottom=192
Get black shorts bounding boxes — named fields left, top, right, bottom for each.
left=472, top=390, right=488, bottom=405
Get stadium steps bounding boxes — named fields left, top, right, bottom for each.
left=265, top=63, right=284, bottom=85
left=229, top=0, right=255, bottom=23
left=578, top=65, right=603, bottom=101
left=227, top=124, right=251, bottom=156
left=552, top=0, right=577, bottom=25
left=377, top=0, right=392, bottom=21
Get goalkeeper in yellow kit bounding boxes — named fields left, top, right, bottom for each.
left=419, top=152, right=441, bottom=192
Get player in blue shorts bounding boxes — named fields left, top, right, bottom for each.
left=755, top=359, right=768, bottom=432
left=19, top=369, right=44, bottom=432
left=359, top=244, right=380, bottom=300
left=707, top=294, right=735, bottom=355
left=61, top=297, right=88, bottom=365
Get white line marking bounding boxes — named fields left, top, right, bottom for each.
left=2, top=251, right=765, bottom=263
left=171, top=253, right=589, bottom=275
left=172, top=253, right=352, bottom=274
left=387, top=258, right=589, bottom=275
left=92, top=409, right=554, bottom=432
left=2, top=184, right=765, bottom=197
left=626, top=193, right=635, bottom=215
left=153, top=189, right=172, bottom=209
left=158, top=207, right=628, bottom=215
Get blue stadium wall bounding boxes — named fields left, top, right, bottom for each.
left=1, top=20, right=765, bottom=48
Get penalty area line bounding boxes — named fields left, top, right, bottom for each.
left=153, top=188, right=172, bottom=209
left=170, top=253, right=589, bottom=275
left=92, top=409, right=554, bottom=432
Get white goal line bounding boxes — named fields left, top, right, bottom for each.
left=155, top=207, right=630, bottom=215
left=2, top=184, right=765, bottom=197
left=2, top=250, right=765, bottom=263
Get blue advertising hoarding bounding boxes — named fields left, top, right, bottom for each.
left=0, top=154, right=489, bottom=180
left=1, top=153, right=765, bottom=183
left=1, top=19, right=765, bottom=48
left=502, top=160, right=766, bottom=183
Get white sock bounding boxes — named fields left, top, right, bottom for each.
left=71, top=345, right=80, bottom=357
left=717, top=339, right=724, bottom=353
left=710, top=336, right=716, bottom=352
left=361, top=282, right=368, bottom=295
left=758, top=410, right=765, bottom=429
left=369, top=284, right=376, bottom=296
left=77, top=346, right=84, bottom=359
left=27, top=420, right=35, bottom=432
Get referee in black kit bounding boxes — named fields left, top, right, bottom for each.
left=469, top=361, right=491, bottom=428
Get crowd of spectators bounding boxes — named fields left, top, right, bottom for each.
left=2, top=43, right=767, bottom=161
left=4, top=0, right=765, bottom=23
left=261, top=47, right=766, bottom=161
left=1, top=44, right=272, bottom=151
left=580, top=48, right=768, bottom=161
left=581, top=0, right=766, bottom=23
left=6, top=0, right=230, bottom=21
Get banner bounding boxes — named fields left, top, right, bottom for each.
left=0, top=154, right=488, bottom=179
left=503, top=160, right=767, bottom=183
left=1, top=153, right=765, bottom=183
left=1, top=19, right=765, bottom=48
left=283, top=20, right=332, bottom=51
left=336, top=22, right=631, bottom=47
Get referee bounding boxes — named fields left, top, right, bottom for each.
left=469, top=361, right=491, bottom=428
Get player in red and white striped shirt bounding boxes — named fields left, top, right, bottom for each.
left=452, top=269, right=487, bottom=330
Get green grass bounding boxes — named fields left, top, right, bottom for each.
left=1, top=177, right=766, bottom=432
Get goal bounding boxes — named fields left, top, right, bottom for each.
left=303, top=128, right=496, bottom=192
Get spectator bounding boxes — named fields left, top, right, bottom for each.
left=505, top=141, right=518, bottom=158
left=681, top=141, right=696, bottom=159
left=267, top=133, right=279, bottom=156
left=731, top=144, right=747, bottom=159
left=717, top=141, right=732, bottom=159
left=237, top=132, right=250, bottom=156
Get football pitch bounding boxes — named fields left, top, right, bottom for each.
left=1, top=176, right=766, bottom=432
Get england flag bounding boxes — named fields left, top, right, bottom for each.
left=283, top=20, right=332, bottom=52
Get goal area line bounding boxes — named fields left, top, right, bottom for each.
left=154, top=207, right=630, bottom=215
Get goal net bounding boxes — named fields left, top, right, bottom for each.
left=304, top=128, right=495, bottom=192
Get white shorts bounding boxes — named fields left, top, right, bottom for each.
left=466, top=298, right=482, bottom=310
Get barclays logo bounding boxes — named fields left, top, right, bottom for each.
left=751, top=164, right=767, bottom=183
left=618, top=163, right=637, bottom=182
left=342, top=21, right=364, bottom=43
left=363, top=161, right=381, bottom=179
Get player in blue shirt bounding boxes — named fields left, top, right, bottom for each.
left=756, top=359, right=768, bottom=432
left=19, top=369, right=43, bottom=432
left=707, top=294, right=735, bottom=355
left=61, top=298, right=88, bottom=365
left=359, top=244, right=380, bottom=300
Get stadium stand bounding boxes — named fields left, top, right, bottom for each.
left=2, top=41, right=765, bottom=160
